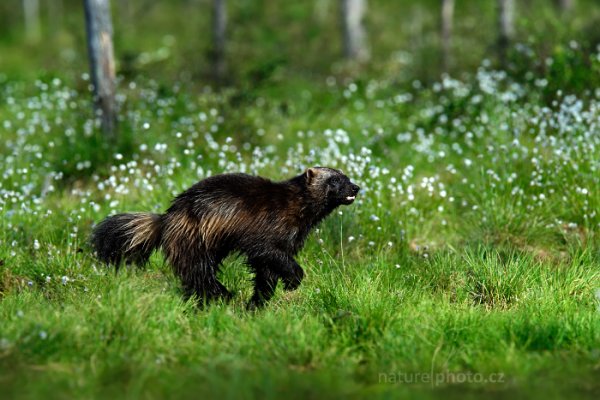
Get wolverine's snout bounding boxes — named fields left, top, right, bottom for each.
left=343, top=183, right=360, bottom=204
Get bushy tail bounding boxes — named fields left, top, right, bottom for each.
left=91, top=213, right=163, bottom=268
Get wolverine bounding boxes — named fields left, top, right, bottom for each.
left=91, top=167, right=360, bottom=308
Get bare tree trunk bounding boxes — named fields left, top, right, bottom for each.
left=23, top=0, right=41, bottom=43
left=83, top=0, right=117, bottom=138
left=556, top=0, right=574, bottom=11
left=497, top=0, right=515, bottom=68
left=341, top=0, right=369, bottom=61
left=212, top=0, right=227, bottom=82
left=441, top=0, right=454, bottom=73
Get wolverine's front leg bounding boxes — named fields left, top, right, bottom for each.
left=247, top=267, right=279, bottom=309
left=259, top=252, right=304, bottom=291
left=280, top=257, right=304, bottom=291
left=246, top=253, right=304, bottom=308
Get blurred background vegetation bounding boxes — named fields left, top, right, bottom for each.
left=1, top=0, right=599, bottom=94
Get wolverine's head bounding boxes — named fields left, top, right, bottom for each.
left=305, top=167, right=360, bottom=206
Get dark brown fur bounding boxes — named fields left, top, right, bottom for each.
left=91, top=167, right=359, bottom=308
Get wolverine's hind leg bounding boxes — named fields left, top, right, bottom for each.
left=162, top=214, right=231, bottom=304
left=167, top=250, right=231, bottom=304
left=180, top=262, right=232, bottom=303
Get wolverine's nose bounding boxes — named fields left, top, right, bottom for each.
left=351, top=184, right=360, bottom=194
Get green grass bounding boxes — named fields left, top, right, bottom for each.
left=1, top=247, right=598, bottom=399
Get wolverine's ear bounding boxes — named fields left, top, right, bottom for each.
left=306, top=168, right=318, bottom=182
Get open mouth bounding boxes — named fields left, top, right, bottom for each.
left=346, top=196, right=356, bottom=201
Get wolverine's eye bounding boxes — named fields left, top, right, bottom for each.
left=328, top=177, right=341, bottom=187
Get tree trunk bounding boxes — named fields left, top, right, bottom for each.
left=341, top=0, right=369, bottom=61
left=497, top=0, right=515, bottom=68
left=83, top=0, right=117, bottom=138
left=441, top=0, right=454, bottom=73
left=212, top=0, right=227, bottom=82
left=556, top=0, right=574, bottom=11
left=23, top=0, right=41, bottom=43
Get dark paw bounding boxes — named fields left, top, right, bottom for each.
left=246, top=298, right=266, bottom=311
left=283, top=275, right=302, bottom=291
left=220, top=290, right=233, bottom=303
left=283, top=265, right=304, bottom=291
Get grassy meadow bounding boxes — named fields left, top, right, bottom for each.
left=1, top=0, right=600, bottom=398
